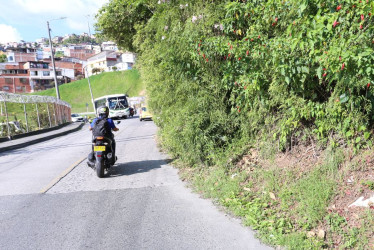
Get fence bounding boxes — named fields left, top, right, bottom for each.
left=0, top=92, right=71, bottom=138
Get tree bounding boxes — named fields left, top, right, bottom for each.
left=76, top=75, right=84, bottom=80
left=55, top=51, right=64, bottom=58
left=95, top=0, right=154, bottom=52
left=0, top=54, right=7, bottom=63
left=62, top=35, right=97, bottom=45
left=92, top=67, right=102, bottom=75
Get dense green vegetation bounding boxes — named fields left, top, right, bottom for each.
left=32, top=70, right=143, bottom=113
left=97, top=0, right=374, bottom=161
left=0, top=102, right=57, bottom=136
left=96, top=0, right=374, bottom=248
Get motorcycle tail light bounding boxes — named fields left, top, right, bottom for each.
left=96, top=136, right=104, bottom=140
left=97, top=155, right=102, bottom=157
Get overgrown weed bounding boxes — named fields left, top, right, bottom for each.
left=177, top=143, right=373, bottom=249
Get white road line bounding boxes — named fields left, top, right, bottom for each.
left=40, top=156, right=86, bottom=194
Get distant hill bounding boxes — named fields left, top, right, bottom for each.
left=32, top=70, right=143, bottom=113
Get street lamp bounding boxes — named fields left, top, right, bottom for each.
left=47, top=17, right=66, bottom=99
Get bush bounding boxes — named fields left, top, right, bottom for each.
left=96, top=0, right=374, bottom=164
left=76, top=75, right=84, bottom=81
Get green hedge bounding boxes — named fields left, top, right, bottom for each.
left=96, top=0, right=374, bottom=165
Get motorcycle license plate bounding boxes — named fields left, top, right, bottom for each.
left=94, top=146, right=105, bottom=151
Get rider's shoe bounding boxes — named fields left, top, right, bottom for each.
left=87, top=161, right=95, bottom=168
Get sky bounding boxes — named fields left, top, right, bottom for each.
left=0, top=0, right=109, bottom=44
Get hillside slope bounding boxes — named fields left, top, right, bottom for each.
left=96, top=1, right=374, bottom=249
left=32, top=70, right=143, bottom=113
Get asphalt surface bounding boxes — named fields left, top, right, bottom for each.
left=0, top=117, right=272, bottom=250
left=0, top=122, right=92, bottom=195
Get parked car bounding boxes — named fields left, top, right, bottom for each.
left=139, top=106, right=152, bottom=121
left=0, top=121, right=25, bottom=137
left=71, top=114, right=84, bottom=122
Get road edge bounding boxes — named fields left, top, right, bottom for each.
left=0, top=123, right=85, bottom=153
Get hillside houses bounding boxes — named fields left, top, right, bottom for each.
left=0, top=62, right=31, bottom=93
left=6, top=47, right=37, bottom=62
left=0, top=38, right=136, bottom=93
left=63, top=45, right=96, bottom=61
left=0, top=61, right=69, bottom=93
left=86, top=51, right=135, bottom=76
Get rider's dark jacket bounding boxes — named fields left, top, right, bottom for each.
left=90, top=117, right=116, bottom=137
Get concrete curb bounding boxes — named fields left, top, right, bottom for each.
left=0, top=123, right=85, bottom=153
left=0, top=123, right=71, bottom=143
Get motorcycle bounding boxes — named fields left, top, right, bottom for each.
left=90, top=121, right=121, bottom=178
left=92, top=136, right=114, bottom=177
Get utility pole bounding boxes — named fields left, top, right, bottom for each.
left=47, top=17, right=66, bottom=99
left=12, top=77, right=15, bottom=93
left=84, top=66, right=96, bottom=112
left=85, top=15, right=92, bottom=49
left=86, top=15, right=92, bottom=38
left=84, top=15, right=95, bottom=113
left=47, top=21, right=60, bottom=99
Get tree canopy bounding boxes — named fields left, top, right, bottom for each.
left=95, top=0, right=155, bottom=52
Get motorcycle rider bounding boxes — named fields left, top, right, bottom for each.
left=87, top=106, right=119, bottom=167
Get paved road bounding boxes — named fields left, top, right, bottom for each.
left=0, top=123, right=92, bottom=195
left=0, top=117, right=271, bottom=250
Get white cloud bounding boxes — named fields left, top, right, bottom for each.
left=66, top=19, right=89, bottom=32
left=0, top=0, right=108, bottom=34
left=0, top=24, right=22, bottom=43
left=13, top=0, right=107, bottom=16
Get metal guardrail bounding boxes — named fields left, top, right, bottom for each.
left=0, top=91, right=71, bottom=138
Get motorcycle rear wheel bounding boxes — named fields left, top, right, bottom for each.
left=96, top=160, right=105, bottom=178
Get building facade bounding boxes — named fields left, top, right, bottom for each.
left=86, top=51, right=136, bottom=76
left=86, top=50, right=118, bottom=76
left=24, top=61, right=65, bottom=91
left=0, top=63, right=31, bottom=93
left=0, top=61, right=68, bottom=93
left=64, top=45, right=96, bottom=61
left=6, top=48, right=37, bottom=63
left=101, top=41, right=118, bottom=51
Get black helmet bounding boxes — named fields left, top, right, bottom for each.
left=97, top=106, right=109, bottom=118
